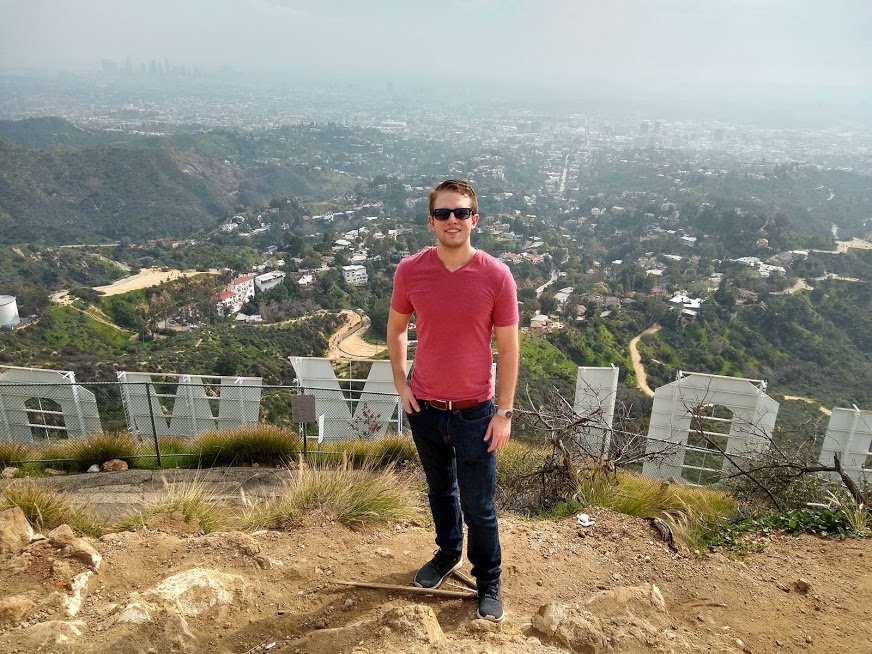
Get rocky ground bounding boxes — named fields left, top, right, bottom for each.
left=1, top=469, right=871, bottom=654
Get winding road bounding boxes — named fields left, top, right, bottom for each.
left=326, top=310, right=387, bottom=359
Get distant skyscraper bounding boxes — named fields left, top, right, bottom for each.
left=639, top=121, right=650, bottom=135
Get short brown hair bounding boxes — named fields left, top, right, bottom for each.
left=428, top=179, right=478, bottom=216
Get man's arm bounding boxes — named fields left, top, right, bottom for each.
left=484, top=323, right=520, bottom=452
left=386, top=307, right=419, bottom=414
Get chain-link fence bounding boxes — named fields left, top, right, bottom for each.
left=0, top=380, right=408, bottom=468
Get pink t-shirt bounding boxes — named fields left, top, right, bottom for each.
left=391, top=247, right=519, bottom=402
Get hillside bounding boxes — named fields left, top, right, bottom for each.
left=1, top=470, right=870, bottom=654
left=0, top=136, right=245, bottom=244
left=0, top=116, right=135, bottom=149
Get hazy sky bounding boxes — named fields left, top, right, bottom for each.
left=1, top=0, right=870, bottom=106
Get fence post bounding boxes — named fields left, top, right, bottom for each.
left=145, top=382, right=162, bottom=467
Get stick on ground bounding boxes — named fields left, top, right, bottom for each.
left=332, top=580, right=477, bottom=599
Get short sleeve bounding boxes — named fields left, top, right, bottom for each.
left=390, top=260, right=414, bottom=314
left=492, top=264, right=519, bottom=327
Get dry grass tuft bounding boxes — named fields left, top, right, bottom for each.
left=242, top=456, right=420, bottom=530
left=115, top=473, right=227, bottom=533
left=1, top=480, right=105, bottom=536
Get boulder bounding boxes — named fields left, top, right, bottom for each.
left=378, top=604, right=445, bottom=644
left=532, top=603, right=607, bottom=654
left=47, top=524, right=103, bottom=570
left=142, top=567, right=248, bottom=617
left=102, top=458, right=129, bottom=471
left=0, top=595, right=37, bottom=627
left=0, top=506, right=34, bottom=556
left=22, top=620, right=86, bottom=649
left=585, top=583, right=667, bottom=616
left=63, top=571, right=95, bottom=617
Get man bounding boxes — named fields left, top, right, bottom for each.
left=387, top=179, right=519, bottom=623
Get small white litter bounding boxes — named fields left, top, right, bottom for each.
left=576, top=513, right=595, bottom=527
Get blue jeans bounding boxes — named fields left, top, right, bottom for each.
left=406, top=399, right=501, bottom=585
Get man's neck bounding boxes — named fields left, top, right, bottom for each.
left=435, top=243, right=477, bottom=272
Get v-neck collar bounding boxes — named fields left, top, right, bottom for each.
left=433, top=247, right=478, bottom=273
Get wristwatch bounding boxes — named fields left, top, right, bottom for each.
left=496, top=408, right=514, bottom=420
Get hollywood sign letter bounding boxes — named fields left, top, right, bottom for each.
left=290, top=357, right=410, bottom=441
left=0, top=366, right=102, bottom=442
left=117, top=372, right=262, bottom=437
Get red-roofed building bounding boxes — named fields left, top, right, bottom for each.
left=230, top=274, right=256, bottom=304
left=214, top=290, right=239, bottom=317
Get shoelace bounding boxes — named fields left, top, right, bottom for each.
left=480, top=584, right=500, bottom=600
left=431, top=549, right=456, bottom=568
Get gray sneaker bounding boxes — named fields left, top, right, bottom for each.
left=476, top=580, right=504, bottom=623
left=413, top=549, right=462, bottom=589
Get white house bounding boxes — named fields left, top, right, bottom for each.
left=341, top=265, right=368, bottom=286
left=255, top=270, right=287, bottom=293
left=230, top=274, right=256, bottom=304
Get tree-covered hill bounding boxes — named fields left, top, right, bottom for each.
left=0, top=136, right=244, bottom=244
left=0, top=305, right=341, bottom=385
left=0, top=116, right=138, bottom=148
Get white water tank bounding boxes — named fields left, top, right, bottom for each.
left=0, top=295, right=20, bottom=328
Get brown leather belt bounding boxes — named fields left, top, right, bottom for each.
left=425, top=399, right=481, bottom=411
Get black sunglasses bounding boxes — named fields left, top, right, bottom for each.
left=432, top=208, right=475, bottom=220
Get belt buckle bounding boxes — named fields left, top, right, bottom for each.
left=430, top=399, right=451, bottom=411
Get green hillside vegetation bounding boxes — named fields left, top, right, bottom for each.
left=0, top=244, right=125, bottom=295
left=0, top=306, right=129, bottom=364
left=0, top=116, right=136, bottom=148
left=636, top=287, right=872, bottom=408
left=0, top=305, right=341, bottom=385
left=0, top=137, right=239, bottom=244
left=795, top=249, right=872, bottom=281
left=518, top=333, right=579, bottom=402
left=545, top=314, right=641, bottom=385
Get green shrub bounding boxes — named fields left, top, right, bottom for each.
left=192, top=425, right=301, bottom=466
left=242, top=457, right=420, bottom=529
left=705, top=508, right=868, bottom=552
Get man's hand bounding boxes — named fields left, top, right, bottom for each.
left=398, top=385, right=420, bottom=414
left=484, top=413, right=512, bottom=452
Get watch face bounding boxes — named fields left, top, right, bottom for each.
left=499, top=409, right=513, bottom=419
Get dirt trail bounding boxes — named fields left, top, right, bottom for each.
left=811, top=237, right=872, bottom=254
left=629, top=324, right=661, bottom=397
left=50, top=268, right=218, bottom=305
left=782, top=395, right=833, bottom=416
left=93, top=267, right=217, bottom=296
left=2, top=471, right=871, bottom=654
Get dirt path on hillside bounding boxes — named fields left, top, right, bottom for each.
left=2, top=469, right=871, bottom=654
left=781, top=395, right=833, bottom=416
left=93, top=267, right=218, bottom=296
left=772, top=278, right=813, bottom=295
left=811, top=237, right=872, bottom=254
left=326, top=309, right=387, bottom=359
left=629, top=324, right=661, bottom=397
left=50, top=268, right=219, bottom=306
